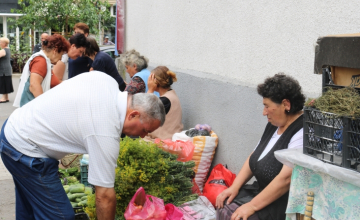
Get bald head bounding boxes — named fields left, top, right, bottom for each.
left=40, top=33, right=49, bottom=42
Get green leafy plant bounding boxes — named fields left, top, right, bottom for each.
left=11, top=0, right=112, bottom=36
left=9, top=32, right=32, bottom=73
left=85, top=137, right=198, bottom=220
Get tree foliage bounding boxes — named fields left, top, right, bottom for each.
left=11, top=0, right=113, bottom=36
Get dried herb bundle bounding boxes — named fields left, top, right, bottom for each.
left=305, top=87, right=360, bottom=118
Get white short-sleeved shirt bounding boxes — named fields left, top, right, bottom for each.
left=255, top=128, right=303, bottom=161
left=5, top=71, right=127, bottom=188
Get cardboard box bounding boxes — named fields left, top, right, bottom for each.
left=314, top=33, right=360, bottom=75
left=330, top=66, right=360, bottom=88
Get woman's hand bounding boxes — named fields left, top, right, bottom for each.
left=230, top=203, right=256, bottom=220
left=216, top=187, right=239, bottom=209
left=147, top=73, right=157, bottom=93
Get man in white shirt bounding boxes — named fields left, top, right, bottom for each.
left=103, top=36, right=115, bottom=45
left=0, top=71, right=165, bottom=220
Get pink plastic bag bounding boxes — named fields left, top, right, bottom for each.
left=165, top=204, right=183, bottom=220
left=154, top=139, right=195, bottom=162
left=124, top=187, right=167, bottom=220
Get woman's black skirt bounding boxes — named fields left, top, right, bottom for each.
left=0, top=75, right=14, bottom=94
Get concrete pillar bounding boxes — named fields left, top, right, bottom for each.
left=16, top=17, right=19, bottom=51
left=3, top=16, right=7, bottom=37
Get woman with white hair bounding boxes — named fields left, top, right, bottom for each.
left=121, top=49, right=158, bottom=96
left=0, top=37, right=13, bottom=103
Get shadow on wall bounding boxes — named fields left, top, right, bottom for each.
left=155, top=66, right=267, bottom=173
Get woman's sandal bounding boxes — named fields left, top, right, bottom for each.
left=0, top=100, right=9, bottom=103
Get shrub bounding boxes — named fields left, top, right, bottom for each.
left=85, top=137, right=197, bottom=219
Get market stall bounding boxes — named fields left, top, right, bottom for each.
left=58, top=124, right=220, bottom=220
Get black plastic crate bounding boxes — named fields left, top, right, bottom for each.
left=343, top=117, right=360, bottom=170
left=74, top=207, right=89, bottom=220
left=304, top=107, right=360, bottom=172
left=303, top=107, right=343, bottom=166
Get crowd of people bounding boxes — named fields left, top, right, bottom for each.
left=0, top=22, right=307, bottom=220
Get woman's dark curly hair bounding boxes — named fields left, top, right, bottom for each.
left=257, top=73, right=305, bottom=115
left=42, top=34, right=70, bottom=53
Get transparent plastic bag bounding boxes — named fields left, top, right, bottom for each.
left=154, top=139, right=195, bottom=162
left=178, top=196, right=216, bottom=220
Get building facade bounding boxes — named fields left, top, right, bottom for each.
left=123, top=0, right=360, bottom=172
left=0, top=0, right=23, bottom=50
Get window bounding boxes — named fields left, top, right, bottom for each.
left=0, top=17, right=3, bottom=37
left=111, top=4, right=116, bottom=17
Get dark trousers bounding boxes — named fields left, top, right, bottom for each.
left=0, top=120, right=75, bottom=220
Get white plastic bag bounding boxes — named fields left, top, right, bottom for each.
left=172, top=130, right=218, bottom=192
left=178, top=196, right=216, bottom=220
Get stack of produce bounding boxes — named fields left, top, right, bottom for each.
left=58, top=167, right=80, bottom=184
left=58, top=167, right=94, bottom=210
left=85, top=137, right=198, bottom=220
left=64, top=184, right=93, bottom=208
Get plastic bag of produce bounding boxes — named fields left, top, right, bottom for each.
left=165, top=203, right=183, bottom=220
left=178, top=196, right=216, bottom=220
left=202, top=164, right=236, bottom=206
left=172, top=130, right=218, bottom=192
left=154, top=139, right=195, bottom=162
left=124, top=187, right=167, bottom=220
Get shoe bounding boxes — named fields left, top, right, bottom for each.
left=0, top=100, right=9, bottom=103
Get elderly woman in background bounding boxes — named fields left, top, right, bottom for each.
left=85, top=37, right=126, bottom=91
left=121, top=49, right=158, bottom=96
left=0, top=37, right=14, bottom=103
left=216, top=73, right=305, bottom=220
left=146, top=66, right=183, bottom=140
left=13, top=34, right=70, bottom=107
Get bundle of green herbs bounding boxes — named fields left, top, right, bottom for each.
left=85, top=137, right=198, bottom=220
left=305, top=87, right=360, bottom=118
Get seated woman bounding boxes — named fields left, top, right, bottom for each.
left=14, top=34, right=70, bottom=107
left=146, top=66, right=183, bottom=140
left=85, top=37, right=126, bottom=91
left=216, top=73, right=305, bottom=220
left=121, top=49, right=158, bottom=96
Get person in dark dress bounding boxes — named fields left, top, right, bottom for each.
left=0, top=37, right=14, bottom=103
left=216, top=73, right=306, bottom=220
left=85, top=37, right=126, bottom=91
left=68, top=23, right=93, bottom=78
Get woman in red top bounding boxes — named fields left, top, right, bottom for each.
left=14, top=34, right=70, bottom=107
left=29, top=34, right=70, bottom=97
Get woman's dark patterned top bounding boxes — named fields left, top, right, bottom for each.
left=125, top=76, right=146, bottom=94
